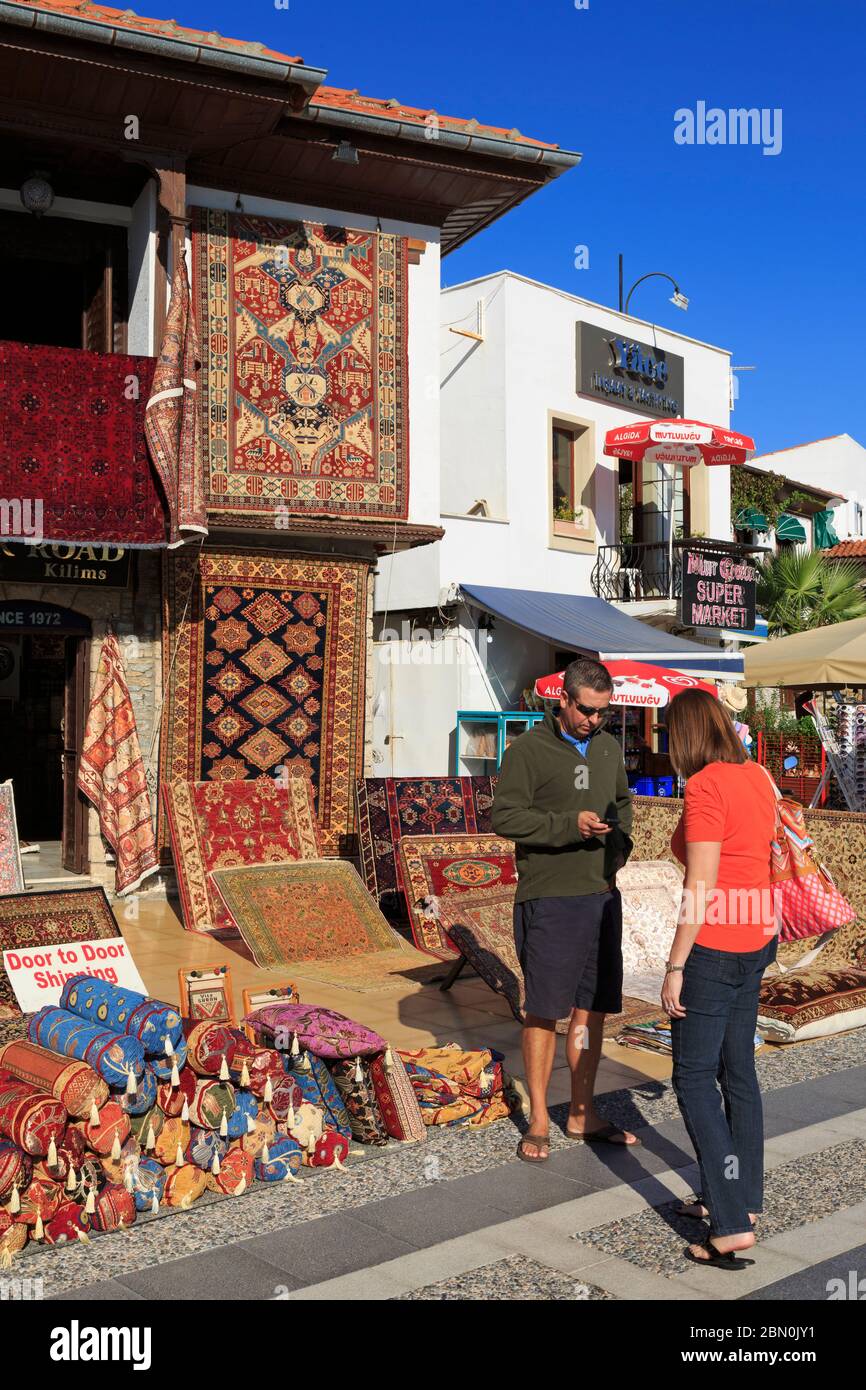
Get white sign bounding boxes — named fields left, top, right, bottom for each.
left=2, top=937, right=147, bottom=1013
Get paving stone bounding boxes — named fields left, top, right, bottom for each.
left=116, top=1246, right=303, bottom=1301
left=575, top=1139, right=866, bottom=1279
left=393, top=1253, right=617, bottom=1300
left=240, top=1213, right=416, bottom=1283
left=742, top=1241, right=866, bottom=1301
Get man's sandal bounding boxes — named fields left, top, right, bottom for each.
left=684, top=1239, right=755, bottom=1270
left=565, top=1122, right=641, bottom=1146
left=516, top=1134, right=550, bottom=1163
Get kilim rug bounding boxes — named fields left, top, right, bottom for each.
left=162, top=774, right=321, bottom=936
left=0, top=888, right=120, bottom=1016
left=0, top=340, right=164, bottom=546
left=0, top=782, right=24, bottom=896
left=76, top=633, right=159, bottom=896
left=397, top=833, right=517, bottom=958
left=144, top=257, right=207, bottom=546
left=159, top=547, right=368, bottom=857
left=289, top=948, right=442, bottom=995
left=355, top=776, right=499, bottom=906
left=193, top=209, right=409, bottom=526
left=210, top=860, right=402, bottom=970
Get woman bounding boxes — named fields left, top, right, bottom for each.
left=662, top=688, right=777, bottom=1270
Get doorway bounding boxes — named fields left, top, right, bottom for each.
left=0, top=620, right=91, bottom=876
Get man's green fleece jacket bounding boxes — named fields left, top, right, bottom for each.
left=491, top=710, right=634, bottom=902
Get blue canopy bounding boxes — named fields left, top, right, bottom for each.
left=460, top=584, right=744, bottom=678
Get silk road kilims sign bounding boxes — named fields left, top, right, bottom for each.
left=680, top=549, right=757, bottom=631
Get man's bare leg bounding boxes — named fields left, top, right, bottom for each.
left=521, top=1014, right=557, bottom=1158
left=565, top=1008, right=638, bottom=1144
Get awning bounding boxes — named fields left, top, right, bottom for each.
left=460, top=584, right=744, bottom=678
left=735, top=507, right=769, bottom=531
left=775, top=513, right=808, bottom=543
left=813, top=510, right=840, bottom=550
left=744, top=614, right=866, bottom=687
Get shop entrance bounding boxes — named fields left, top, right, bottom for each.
left=0, top=605, right=92, bottom=876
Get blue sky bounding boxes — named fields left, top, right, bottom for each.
left=175, top=0, right=865, bottom=455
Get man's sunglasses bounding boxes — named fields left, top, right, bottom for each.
left=568, top=698, right=611, bottom=721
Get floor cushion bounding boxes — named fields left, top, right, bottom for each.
left=758, top=966, right=866, bottom=1041
left=245, top=1003, right=385, bottom=1060
left=328, top=1058, right=388, bottom=1146
left=369, top=1051, right=426, bottom=1143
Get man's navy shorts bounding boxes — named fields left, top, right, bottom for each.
left=513, top=890, right=623, bottom=1020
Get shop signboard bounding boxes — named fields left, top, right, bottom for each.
left=0, top=542, right=131, bottom=588
left=576, top=321, right=685, bottom=418
left=680, top=548, right=757, bottom=631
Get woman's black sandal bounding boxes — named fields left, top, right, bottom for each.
left=684, top=1238, right=755, bottom=1270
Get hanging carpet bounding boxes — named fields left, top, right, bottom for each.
left=193, top=208, right=409, bottom=526
left=159, top=547, right=368, bottom=857
left=0, top=340, right=164, bottom=546
left=0, top=888, right=120, bottom=1016
left=0, top=782, right=25, bottom=896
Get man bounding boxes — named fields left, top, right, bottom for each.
left=492, top=657, right=637, bottom=1161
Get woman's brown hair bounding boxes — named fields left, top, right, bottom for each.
left=665, top=688, right=748, bottom=780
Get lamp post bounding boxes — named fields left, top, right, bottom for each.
left=617, top=258, right=689, bottom=316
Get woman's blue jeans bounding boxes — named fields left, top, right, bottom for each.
left=671, top=938, right=776, bottom=1238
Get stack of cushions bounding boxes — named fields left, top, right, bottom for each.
left=397, top=1044, right=513, bottom=1128
left=0, top=977, right=371, bottom=1259
left=758, top=966, right=866, bottom=1042
left=244, top=1002, right=427, bottom=1145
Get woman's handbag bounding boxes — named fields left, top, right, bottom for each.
left=761, top=767, right=855, bottom=941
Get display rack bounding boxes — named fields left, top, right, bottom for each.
left=454, top=710, right=543, bottom=773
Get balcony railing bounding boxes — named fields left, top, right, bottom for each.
left=592, top=541, right=682, bottom=602
left=592, top=538, right=763, bottom=603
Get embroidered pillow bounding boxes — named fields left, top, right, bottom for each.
left=244, top=1004, right=385, bottom=1060
left=0, top=1071, right=67, bottom=1155
left=285, top=1052, right=352, bottom=1139
left=369, top=1050, right=426, bottom=1143
left=255, top=1134, right=302, bottom=1182
left=328, top=1058, right=388, bottom=1146
left=758, top=966, right=866, bottom=1042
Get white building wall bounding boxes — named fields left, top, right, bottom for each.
left=750, top=435, right=866, bottom=542
left=377, top=271, right=735, bottom=613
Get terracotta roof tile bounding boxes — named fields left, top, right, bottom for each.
left=10, top=1, right=562, bottom=149
left=10, top=0, right=305, bottom=64
left=824, top=540, right=866, bottom=559
left=312, top=86, right=560, bottom=149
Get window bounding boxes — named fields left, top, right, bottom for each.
left=548, top=415, right=595, bottom=549
left=552, top=426, right=576, bottom=521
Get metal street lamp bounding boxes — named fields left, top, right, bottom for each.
left=618, top=257, right=689, bottom=315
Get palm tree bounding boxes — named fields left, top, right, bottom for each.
left=756, top=548, right=866, bottom=635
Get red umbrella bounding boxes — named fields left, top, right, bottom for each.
left=534, top=660, right=717, bottom=707
left=603, top=419, right=755, bottom=468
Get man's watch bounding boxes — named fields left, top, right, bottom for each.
left=664, top=962, right=685, bottom=974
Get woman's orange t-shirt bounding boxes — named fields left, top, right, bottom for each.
left=670, top=759, right=777, bottom=952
